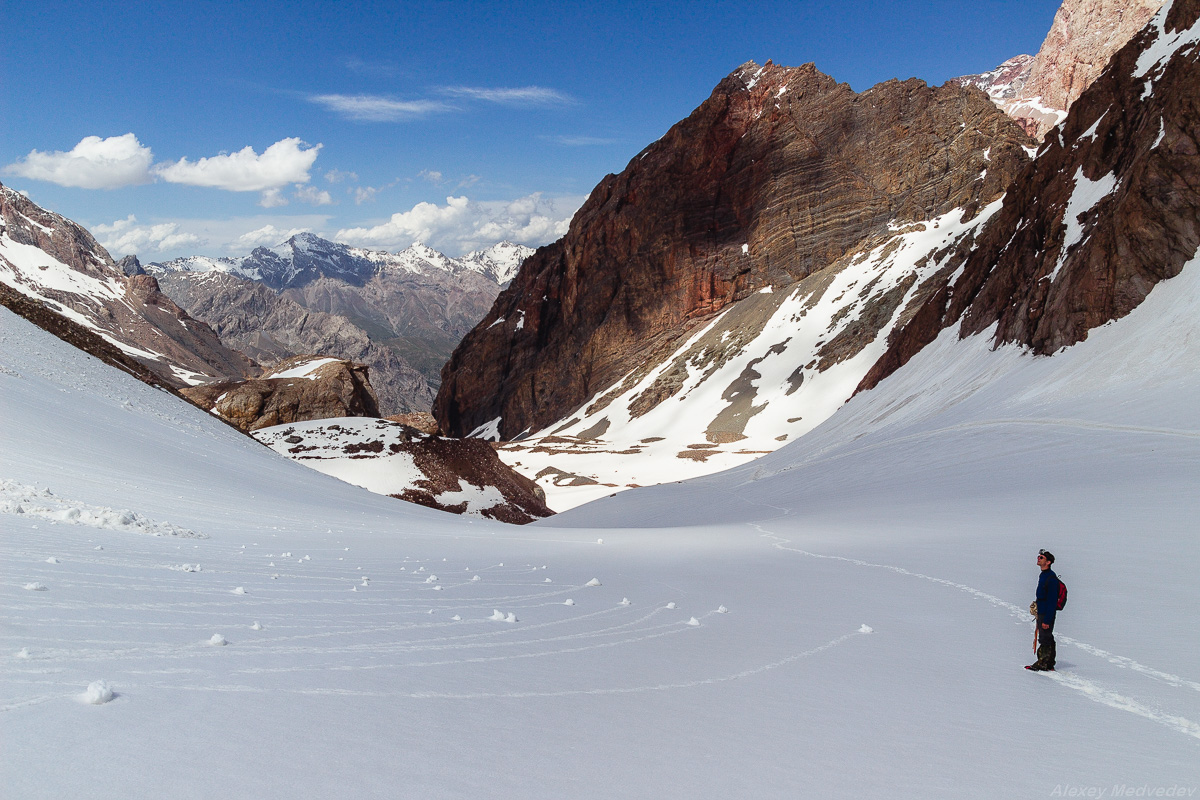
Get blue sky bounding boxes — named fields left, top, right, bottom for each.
left=1, top=0, right=1061, bottom=259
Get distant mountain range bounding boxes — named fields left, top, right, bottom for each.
left=144, top=235, right=533, bottom=414
left=148, top=233, right=529, bottom=289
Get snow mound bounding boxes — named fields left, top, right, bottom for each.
left=686, top=617, right=701, bottom=626
left=23, top=582, right=47, bottom=591
left=585, top=578, right=601, bottom=587
left=208, top=634, right=228, bottom=646
left=0, top=480, right=205, bottom=538
left=563, top=599, right=575, bottom=606
left=82, top=680, right=114, bottom=705
left=859, top=625, right=874, bottom=634
left=44, top=556, right=60, bottom=564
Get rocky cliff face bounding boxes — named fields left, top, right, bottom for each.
left=0, top=182, right=257, bottom=387
left=436, top=61, right=1032, bottom=440
left=180, top=355, right=381, bottom=432
left=863, top=0, right=1200, bottom=390
left=150, top=236, right=529, bottom=414
left=954, top=0, right=1166, bottom=139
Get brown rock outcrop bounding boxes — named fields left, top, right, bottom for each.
left=181, top=355, right=381, bottom=432
left=436, top=61, right=1032, bottom=439
left=861, top=0, right=1200, bottom=390
left=255, top=419, right=553, bottom=524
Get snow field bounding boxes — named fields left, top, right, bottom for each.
left=4, top=249, right=1200, bottom=798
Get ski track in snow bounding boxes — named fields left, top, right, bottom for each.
left=4, top=528, right=874, bottom=706
left=751, top=520, right=1200, bottom=742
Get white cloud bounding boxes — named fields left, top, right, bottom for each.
left=3, top=134, right=153, bottom=189
left=233, top=224, right=311, bottom=251
left=354, top=186, right=382, bottom=205
left=324, top=169, right=358, bottom=184
left=154, top=138, right=321, bottom=196
left=93, top=215, right=205, bottom=256
left=418, top=170, right=444, bottom=184
left=310, top=94, right=452, bottom=122
left=259, top=188, right=288, bottom=208
left=294, top=185, right=333, bottom=206
left=440, top=86, right=572, bottom=105
left=335, top=193, right=583, bottom=255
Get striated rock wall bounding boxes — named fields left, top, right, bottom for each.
left=436, top=61, right=1032, bottom=439
left=862, top=0, right=1200, bottom=389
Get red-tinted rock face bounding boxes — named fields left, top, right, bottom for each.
left=436, top=62, right=1032, bottom=439
left=861, top=0, right=1200, bottom=391
left=953, top=0, right=1166, bottom=140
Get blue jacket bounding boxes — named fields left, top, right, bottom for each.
left=1036, top=568, right=1060, bottom=626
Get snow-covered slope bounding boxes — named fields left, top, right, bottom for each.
left=498, top=201, right=1002, bottom=510
left=3, top=237, right=1198, bottom=798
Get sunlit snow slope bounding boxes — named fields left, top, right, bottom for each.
left=3, top=239, right=1199, bottom=798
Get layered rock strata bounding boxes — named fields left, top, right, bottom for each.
left=436, top=61, right=1032, bottom=440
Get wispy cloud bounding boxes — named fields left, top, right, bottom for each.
left=233, top=224, right=312, bottom=250
left=440, top=85, right=573, bottom=106
left=294, top=185, right=334, bottom=206
left=324, top=169, right=358, bottom=184
left=3, top=134, right=154, bottom=189
left=309, top=94, right=453, bottom=122
left=344, top=56, right=398, bottom=78
left=543, top=135, right=619, bottom=146
left=93, top=215, right=205, bottom=256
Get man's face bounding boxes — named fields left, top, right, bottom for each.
left=1037, top=554, right=1050, bottom=570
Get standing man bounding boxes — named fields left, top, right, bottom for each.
left=1027, top=549, right=1060, bottom=671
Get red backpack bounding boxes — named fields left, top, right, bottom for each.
left=1056, top=579, right=1068, bottom=611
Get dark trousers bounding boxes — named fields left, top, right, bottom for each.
left=1036, top=616, right=1057, bottom=668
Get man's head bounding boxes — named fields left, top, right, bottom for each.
left=1037, top=549, right=1055, bottom=570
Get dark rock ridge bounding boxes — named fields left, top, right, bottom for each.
left=150, top=237, right=531, bottom=414
left=862, top=0, right=1200, bottom=391
left=180, top=355, right=381, bottom=432
left=0, top=182, right=257, bottom=387
left=255, top=419, right=554, bottom=524
left=436, top=61, right=1033, bottom=439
